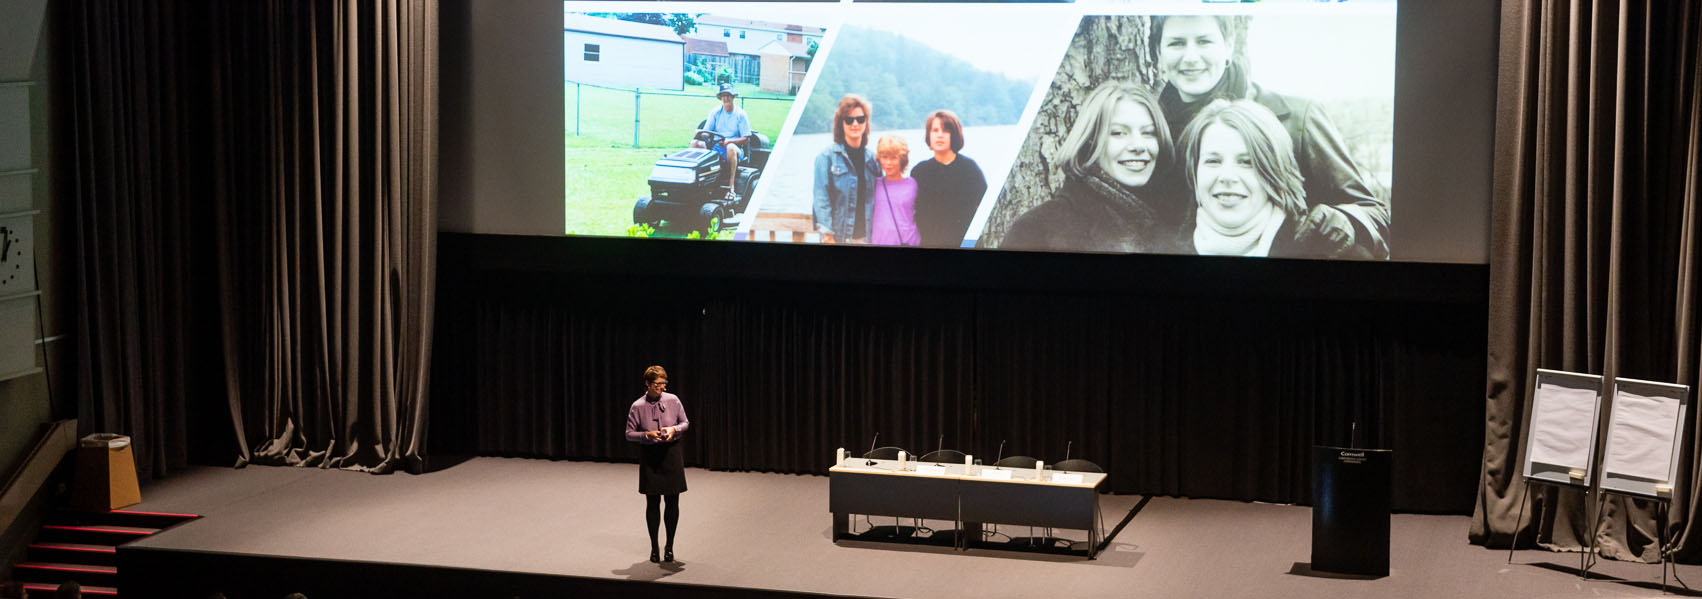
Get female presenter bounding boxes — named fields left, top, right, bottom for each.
left=625, top=365, right=690, bottom=563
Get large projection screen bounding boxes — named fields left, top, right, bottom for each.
left=443, top=0, right=1494, bottom=265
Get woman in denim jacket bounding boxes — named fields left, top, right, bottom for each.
left=813, top=94, right=883, bottom=243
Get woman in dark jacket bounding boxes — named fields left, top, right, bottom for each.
left=1177, top=99, right=1360, bottom=259
left=625, top=365, right=690, bottom=563
left=1004, top=81, right=1182, bottom=253
left=1150, top=15, right=1390, bottom=259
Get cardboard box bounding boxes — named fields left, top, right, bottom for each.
left=73, top=434, right=141, bottom=511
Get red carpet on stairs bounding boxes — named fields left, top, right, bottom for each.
left=15, top=508, right=199, bottom=598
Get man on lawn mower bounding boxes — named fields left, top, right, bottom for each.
left=692, top=82, right=751, bottom=202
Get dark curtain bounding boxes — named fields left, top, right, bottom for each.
left=62, top=1, right=438, bottom=476
left=1473, top=0, right=1702, bottom=561
left=61, top=1, right=200, bottom=481
left=433, top=274, right=978, bottom=476
left=433, top=259, right=1486, bottom=512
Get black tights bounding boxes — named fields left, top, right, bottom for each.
left=646, top=494, right=680, bottom=551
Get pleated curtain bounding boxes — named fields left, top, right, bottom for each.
left=1472, top=0, right=1702, bottom=562
left=63, top=0, right=438, bottom=476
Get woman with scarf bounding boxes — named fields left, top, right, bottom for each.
left=1179, top=99, right=1349, bottom=258
left=1151, top=15, right=1389, bottom=259
left=625, top=365, right=690, bottom=564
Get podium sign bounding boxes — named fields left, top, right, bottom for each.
left=1311, top=446, right=1391, bottom=576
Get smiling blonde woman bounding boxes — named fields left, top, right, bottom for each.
left=1002, top=80, right=1182, bottom=254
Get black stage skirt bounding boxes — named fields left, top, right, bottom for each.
left=638, top=441, right=687, bottom=495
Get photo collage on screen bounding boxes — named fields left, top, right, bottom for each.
left=564, top=1, right=1397, bottom=260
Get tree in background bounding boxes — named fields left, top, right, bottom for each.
left=585, top=13, right=698, bottom=36
left=668, top=13, right=698, bottom=36
left=799, top=28, right=1033, bottom=135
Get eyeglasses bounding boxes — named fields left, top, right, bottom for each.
left=648, top=381, right=668, bottom=388
left=841, top=115, right=867, bottom=125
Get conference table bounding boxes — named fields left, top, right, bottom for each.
left=828, top=458, right=1108, bottom=558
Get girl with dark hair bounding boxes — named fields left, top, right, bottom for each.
left=911, top=110, right=988, bottom=248
left=1151, top=15, right=1390, bottom=259
left=1003, top=81, right=1182, bottom=253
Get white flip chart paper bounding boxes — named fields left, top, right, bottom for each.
left=1527, top=384, right=1597, bottom=469
left=1603, top=390, right=1680, bottom=482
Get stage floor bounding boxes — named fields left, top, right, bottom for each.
left=126, top=458, right=1700, bottom=598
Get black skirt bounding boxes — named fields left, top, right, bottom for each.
left=638, top=441, right=687, bottom=495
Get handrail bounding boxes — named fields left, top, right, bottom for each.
left=0, top=419, right=78, bottom=535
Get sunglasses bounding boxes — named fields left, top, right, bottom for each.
left=841, top=115, right=867, bottom=125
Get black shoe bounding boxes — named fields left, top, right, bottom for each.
left=650, top=548, right=660, bottom=563
left=664, top=548, right=674, bottom=562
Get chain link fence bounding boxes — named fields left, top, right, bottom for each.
left=568, top=82, right=794, bottom=148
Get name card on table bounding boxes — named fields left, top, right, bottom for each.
left=916, top=464, right=947, bottom=476
left=1050, top=473, right=1085, bottom=485
left=978, top=468, right=1013, bottom=480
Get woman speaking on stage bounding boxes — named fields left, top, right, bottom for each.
left=625, top=365, right=690, bottom=563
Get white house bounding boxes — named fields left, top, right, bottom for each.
left=688, top=16, right=822, bottom=85
left=564, top=14, right=684, bottom=91
left=694, top=15, right=824, bottom=49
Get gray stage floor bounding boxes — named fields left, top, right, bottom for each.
left=127, top=458, right=1699, bottom=598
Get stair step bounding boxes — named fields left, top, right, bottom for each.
left=15, top=561, right=119, bottom=586
left=38, top=523, right=160, bottom=546
left=22, top=582, right=117, bottom=596
left=27, top=542, right=119, bottom=566
left=56, top=508, right=200, bottom=529
left=16, top=561, right=118, bottom=574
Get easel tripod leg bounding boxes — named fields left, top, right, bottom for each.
left=1510, top=481, right=1532, bottom=563
left=1660, top=500, right=1668, bottom=594
left=1584, top=489, right=1608, bottom=579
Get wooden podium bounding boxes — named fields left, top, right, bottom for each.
left=1310, top=446, right=1391, bottom=576
left=73, top=434, right=141, bottom=511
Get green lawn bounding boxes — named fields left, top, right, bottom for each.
left=565, top=140, right=733, bottom=238
left=565, top=143, right=659, bottom=236
left=565, top=81, right=795, bottom=149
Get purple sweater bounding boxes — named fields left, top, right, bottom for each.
left=625, top=392, right=690, bottom=444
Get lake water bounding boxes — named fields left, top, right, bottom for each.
left=746, top=125, right=1029, bottom=225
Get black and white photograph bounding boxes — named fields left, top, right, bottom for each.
left=981, top=14, right=1395, bottom=260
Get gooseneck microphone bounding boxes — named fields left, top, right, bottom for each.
left=934, top=434, right=944, bottom=465
left=994, top=440, right=1006, bottom=469
left=1064, top=441, right=1072, bottom=462
left=866, top=432, right=880, bottom=466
